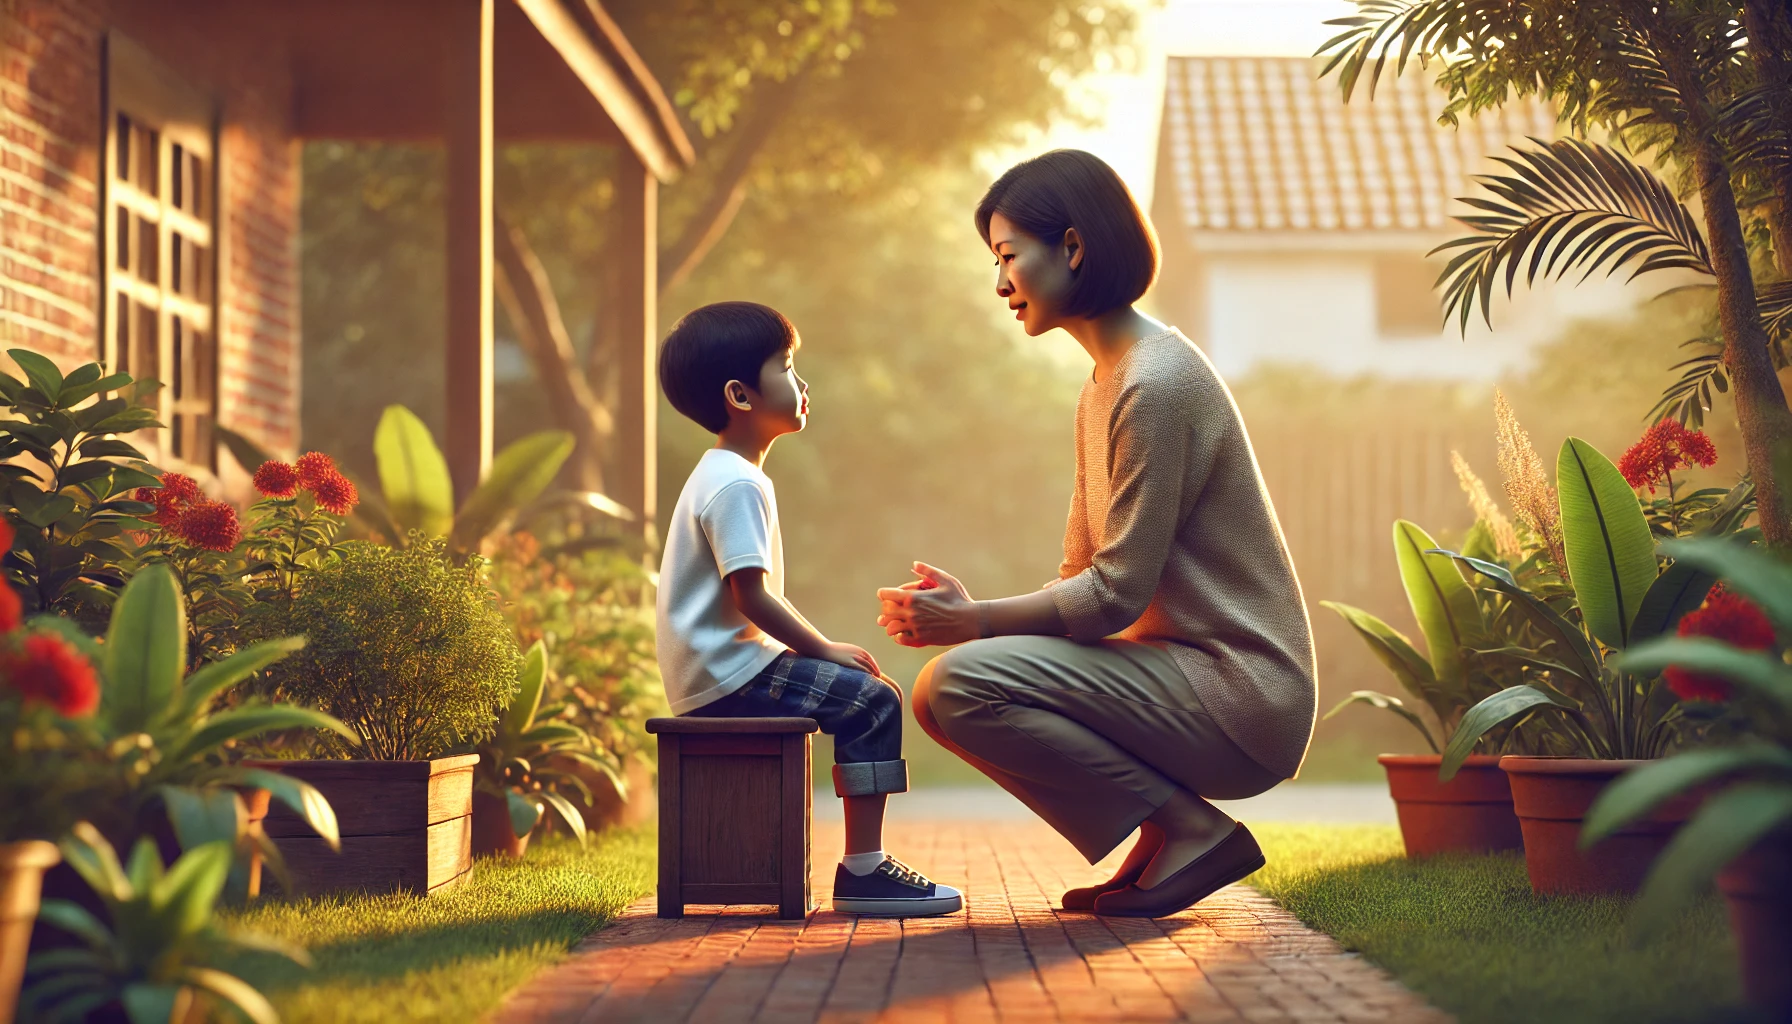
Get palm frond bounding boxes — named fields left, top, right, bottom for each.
left=1314, top=1, right=1501, bottom=101
left=1432, top=138, right=1713, bottom=334
left=1760, top=280, right=1792, bottom=342
left=1648, top=337, right=1726, bottom=429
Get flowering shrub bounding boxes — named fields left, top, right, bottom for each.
left=248, top=535, right=518, bottom=760
left=1618, top=418, right=1719, bottom=492
left=1664, top=585, right=1776, bottom=703
left=1614, top=419, right=1745, bottom=539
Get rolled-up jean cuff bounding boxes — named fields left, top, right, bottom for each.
left=833, top=759, right=909, bottom=796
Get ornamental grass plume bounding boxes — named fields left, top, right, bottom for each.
left=2, top=632, right=100, bottom=717
left=1451, top=451, right=1521, bottom=561
left=1493, top=390, right=1567, bottom=577
left=1666, top=585, right=1776, bottom=702
left=1618, top=418, right=1718, bottom=494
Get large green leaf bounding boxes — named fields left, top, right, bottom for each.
left=150, top=840, right=231, bottom=941
left=538, top=789, right=588, bottom=847
left=178, top=967, right=282, bottom=1024
left=167, top=705, right=359, bottom=767
left=505, top=640, right=548, bottom=737
left=102, top=564, right=187, bottom=735
left=159, top=786, right=245, bottom=852
left=1615, top=637, right=1792, bottom=711
left=1629, top=558, right=1715, bottom=644
left=1656, top=537, right=1792, bottom=630
left=9, top=348, right=64, bottom=402
left=1629, top=783, right=1792, bottom=937
left=120, top=985, right=182, bottom=1024
left=1557, top=438, right=1658, bottom=649
left=1583, top=744, right=1792, bottom=846
left=449, top=430, right=574, bottom=552
left=1441, top=685, right=1575, bottom=780
left=506, top=789, right=543, bottom=839
left=175, top=637, right=307, bottom=722
left=1394, top=521, right=1484, bottom=687
left=373, top=404, right=454, bottom=537
left=229, top=768, right=341, bottom=849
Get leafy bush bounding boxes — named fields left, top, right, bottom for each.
left=255, top=535, right=519, bottom=760
left=467, top=641, right=610, bottom=844
left=0, top=350, right=161, bottom=619
left=487, top=532, right=661, bottom=770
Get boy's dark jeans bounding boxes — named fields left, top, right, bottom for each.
left=685, top=651, right=909, bottom=796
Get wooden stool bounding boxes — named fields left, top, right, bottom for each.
left=646, top=716, right=817, bottom=919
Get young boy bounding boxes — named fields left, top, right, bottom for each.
left=654, top=301, right=962, bottom=917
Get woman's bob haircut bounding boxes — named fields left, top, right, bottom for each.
left=975, top=149, right=1159, bottom=319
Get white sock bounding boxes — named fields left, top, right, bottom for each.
left=842, top=850, right=886, bottom=875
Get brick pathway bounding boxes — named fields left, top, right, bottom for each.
left=491, top=822, right=1451, bottom=1024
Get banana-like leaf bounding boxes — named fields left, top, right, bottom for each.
left=449, top=430, right=574, bottom=552
left=1583, top=744, right=1792, bottom=846
left=1614, top=637, right=1792, bottom=711
left=504, top=641, right=548, bottom=738
left=1557, top=438, right=1658, bottom=650
left=373, top=404, right=454, bottom=537
left=539, top=789, right=588, bottom=847
left=177, top=967, right=282, bottom=1024
left=505, top=789, right=543, bottom=840
left=102, top=564, right=187, bottom=735
left=1629, top=559, right=1715, bottom=645
left=1629, top=782, right=1792, bottom=938
left=1394, top=520, right=1485, bottom=687
left=174, top=637, right=307, bottom=722
left=1323, top=690, right=1439, bottom=752
left=159, top=785, right=245, bottom=853
left=1441, top=685, right=1575, bottom=780
left=1655, top=537, right=1792, bottom=630
left=229, top=767, right=340, bottom=849
left=1429, top=139, right=1712, bottom=334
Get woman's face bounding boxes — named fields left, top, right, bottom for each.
left=989, top=211, right=1082, bottom=337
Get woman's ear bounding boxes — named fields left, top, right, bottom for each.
left=723, top=380, right=753, bottom=412
left=1062, top=227, right=1084, bottom=272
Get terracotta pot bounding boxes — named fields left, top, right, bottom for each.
left=1379, top=754, right=1523, bottom=857
left=1500, top=756, right=1697, bottom=895
left=471, top=789, right=531, bottom=860
left=1716, top=830, right=1792, bottom=1016
left=245, top=755, right=479, bottom=896
left=236, top=788, right=272, bottom=899
left=1, top=840, right=60, bottom=1024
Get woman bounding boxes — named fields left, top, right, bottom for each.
left=876, top=149, right=1317, bottom=919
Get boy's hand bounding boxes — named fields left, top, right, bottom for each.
left=820, top=641, right=882, bottom=679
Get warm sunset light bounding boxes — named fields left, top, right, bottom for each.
left=3, top=1, right=1788, bottom=1022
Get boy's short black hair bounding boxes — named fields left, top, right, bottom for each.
left=658, top=301, right=799, bottom=433
left=975, top=149, right=1159, bottom=319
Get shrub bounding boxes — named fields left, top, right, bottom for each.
left=257, top=535, right=519, bottom=760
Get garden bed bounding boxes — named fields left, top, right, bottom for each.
left=1249, top=824, right=1747, bottom=1024
left=218, top=829, right=655, bottom=1024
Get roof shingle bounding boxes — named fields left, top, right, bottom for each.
left=1160, top=56, right=1558, bottom=234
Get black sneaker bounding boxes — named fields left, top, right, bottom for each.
left=831, top=856, right=963, bottom=916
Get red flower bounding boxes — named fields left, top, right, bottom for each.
left=253, top=460, right=300, bottom=499
left=295, top=452, right=337, bottom=489
left=175, top=499, right=242, bottom=552
left=2, top=632, right=100, bottom=717
left=134, top=472, right=202, bottom=528
left=1618, top=419, right=1719, bottom=493
left=1666, top=585, right=1776, bottom=703
left=310, top=471, right=359, bottom=516
left=0, top=584, right=20, bottom=634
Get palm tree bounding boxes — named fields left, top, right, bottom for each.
left=1318, top=1, right=1792, bottom=545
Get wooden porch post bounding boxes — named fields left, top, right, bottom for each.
left=444, top=0, right=495, bottom=502
left=615, top=154, right=658, bottom=545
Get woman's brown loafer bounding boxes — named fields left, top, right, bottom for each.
left=1091, top=823, right=1265, bottom=918
left=1061, top=830, right=1163, bottom=912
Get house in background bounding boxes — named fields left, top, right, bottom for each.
left=2, top=0, right=690, bottom=528
left=1150, top=55, right=1635, bottom=382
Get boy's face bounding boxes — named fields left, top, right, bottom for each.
left=727, top=345, right=808, bottom=437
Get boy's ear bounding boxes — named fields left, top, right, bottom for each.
left=723, top=379, right=753, bottom=413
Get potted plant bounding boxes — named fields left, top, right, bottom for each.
left=1323, top=517, right=1529, bottom=856
left=245, top=534, right=519, bottom=894
left=1440, top=429, right=1745, bottom=893
left=21, top=823, right=307, bottom=1023
left=0, top=540, right=119, bottom=1024
left=467, top=642, right=612, bottom=858
left=1587, top=537, right=1792, bottom=1016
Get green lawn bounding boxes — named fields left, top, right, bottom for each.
left=219, top=828, right=656, bottom=1024
left=1247, top=824, right=1754, bottom=1024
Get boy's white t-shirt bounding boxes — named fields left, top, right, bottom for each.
left=655, top=448, right=787, bottom=713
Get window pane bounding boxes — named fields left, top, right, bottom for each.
left=115, top=206, right=130, bottom=271
left=171, top=315, right=184, bottom=400
left=114, top=292, right=131, bottom=374
left=140, top=127, right=160, bottom=197
left=171, top=142, right=184, bottom=210
left=171, top=233, right=183, bottom=294
left=137, top=217, right=158, bottom=282
left=115, top=113, right=131, bottom=182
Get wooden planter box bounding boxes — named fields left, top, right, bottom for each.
left=246, top=754, right=480, bottom=896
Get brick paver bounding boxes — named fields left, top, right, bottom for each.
left=491, top=822, right=1451, bottom=1024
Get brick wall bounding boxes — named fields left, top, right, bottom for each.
left=0, top=0, right=301, bottom=481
